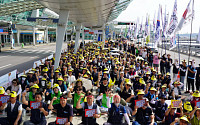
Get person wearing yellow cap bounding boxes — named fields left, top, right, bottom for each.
left=129, top=90, right=145, bottom=110
left=45, top=84, right=62, bottom=105
left=134, top=78, right=146, bottom=95
left=0, top=91, right=22, bottom=125
left=171, top=81, right=184, bottom=99
left=161, top=72, right=172, bottom=91
left=22, top=91, right=49, bottom=125
left=67, top=68, right=76, bottom=85
left=170, top=115, right=190, bottom=125
left=38, top=77, right=47, bottom=92
left=120, top=79, right=134, bottom=103
left=92, top=66, right=99, bottom=87
left=143, top=71, right=151, bottom=83
left=165, top=104, right=183, bottom=125
left=57, top=77, right=67, bottom=92
left=28, top=84, right=40, bottom=101
left=73, top=79, right=86, bottom=94
left=144, top=87, right=158, bottom=107
left=189, top=105, right=200, bottom=125
left=6, top=79, right=22, bottom=100
left=158, top=84, right=169, bottom=99
left=183, top=101, right=192, bottom=120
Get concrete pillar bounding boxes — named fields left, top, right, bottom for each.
left=102, top=25, right=105, bottom=48
left=46, top=27, right=48, bottom=43
left=33, top=27, right=36, bottom=46
left=17, top=30, right=20, bottom=46
left=82, top=27, right=85, bottom=48
left=54, top=10, right=69, bottom=70
left=74, top=23, right=81, bottom=54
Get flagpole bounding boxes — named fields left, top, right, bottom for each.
left=178, top=33, right=180, bottom=65
left=187, top=0, right=194, bottom=65
left=165, top=37, right=166, bottom=54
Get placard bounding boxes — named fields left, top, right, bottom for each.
left=195, top=101, right=200, bottom=108
left=85, top=109, right=96, bottom=117
left=0, top=95, right=10, bottom=106
left=56, top=117, right=68, bottom=125
left=171, top=100, right=182, bottom=108
left=135, top=99, right=146, bottom=108
left=30, top=101, right=42, bottom=109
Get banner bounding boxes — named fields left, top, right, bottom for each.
left=30, top=101, right=42, bottom=109
left=135, top=99, right=146, bottom=108
left=56, top=117, right=68, bottom=124
left=155, top=5, right=161, bottom=48
left=85, top=109, right=96, bottom=117
left=171, top=100, right=182, bottom=108
left=0, top=69, right=17, bottom=88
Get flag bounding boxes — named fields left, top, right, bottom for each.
left=155, top=5, right=161, bottom=48
left=176, top=0, right=193, bottom=32
left=153, top=11, right=156, bottom=34
left=169, top=34, right=177, bottom=50
left=119, top=27, right=123, bottom=36
left=167, top=0, right=178, bottom=36
left=134, top=18, right=139, bottom=39
left=163, top=6, right=169, bottom=38
left=124, top=25, right=127, bottom=37
left=146, top=15, right=150, bottom=44
left=197, top=28, right=200, bottom=43
left=130, top=23, right=134, bottom=38
left=127, top=23, right=131, bottom=38
left=139, top=17, right=143, bottom=34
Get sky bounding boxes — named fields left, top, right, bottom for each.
left=115, top=0, right=200, bottom=34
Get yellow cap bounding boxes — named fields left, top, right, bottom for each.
left=77, top=79, right=82, bottom=82
left=174, top=81, right=180, bottom=85
left=184, top=101, right=192, bottom=111
left=135, top=75, right=140, bottom=78
left=42, top=67, right=48, bottom=72
left=125, top=81, right=132, bottom=86
left=68, top=69, right=73, bottom=72
left=161, top=85, right=167, bottom=88
left=41, top=78, right=47, bottom=81
left=21, top=74, right=27, bottom=77
left=104, top=68, right=108, bottom=71
left=150, top=87, right=157, bottom=91
left=166, top=72, right=170, bottom=76
left=180, top=115, right=189, bottom=123
left=153, top=69, right=157, bottom=72
left=47, top=82, right=51, bottom=87
left=64, top=74, right=68, bottom=77
left=192, top=90, right=200, bottom=97
left=9, top=91, right=17, bottom=98
left=83, top=74, right=88, bottom=78
left=93, top=66, right=97, bottom=69
left=146, top=71, right=150, bottom=75
left=137, top=90, right=145, bottom=95
left=151, top=75, right=157, bottom=81
left=145, top=62, right=148, bottom=65
left=53, top=84, right=59, bottom=89
left=31, top=68, right=36, bottom=71
left=31, top=84, right=39, bottom=89
left=55, top=70, right=60, bottom=73
left=103, top=71, right=109, bottom=74
left=28, top=71, right=34, bottom=74
left=157, top=72, right=161, bottom=75
left=0, top=87, right=5, bottom=94
left=57, top=78, right=64, bottom=81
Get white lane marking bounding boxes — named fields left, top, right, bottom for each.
left=0, top=64, right=12, bottom=69
left=30, top=56, right=38, bottom=58
left=0, top=56, right=8, bottom=59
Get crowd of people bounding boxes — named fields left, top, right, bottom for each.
left=0, top=39, right=200, bottom=125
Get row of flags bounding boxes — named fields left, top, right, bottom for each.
left=120, top=0, right=199, bottom=47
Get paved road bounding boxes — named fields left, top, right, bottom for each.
left=0, top=43, right=67, bottom=76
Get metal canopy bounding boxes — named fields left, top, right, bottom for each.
left=37, top=0, right=132, bottom=27
left=0, top=0, right=44, bottom=16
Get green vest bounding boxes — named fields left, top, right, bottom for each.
left=29, top=92, right=35, bottom=101
left=191, top=115, right=200, bottom=125
left=73, top=93, right=84, bottom=108
left=102, top=94, right=112, bottom=108
left=51, top=91, right=61, bottom=105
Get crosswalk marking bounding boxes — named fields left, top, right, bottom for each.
left=5, top=49, right=55, bottom=54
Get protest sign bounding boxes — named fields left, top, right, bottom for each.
left=0, top=95, right=10, bottom=106
left=56, top=117, right=68, bottom=125
left=171, top=100, right=182, bottom=108
left=195, top=101, right=200, bottom=108
left=85, top=109, right=96, bottom=117
left=135, top=99, right=146, bottom=108
left=30, top=101, right=42, bottom=109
